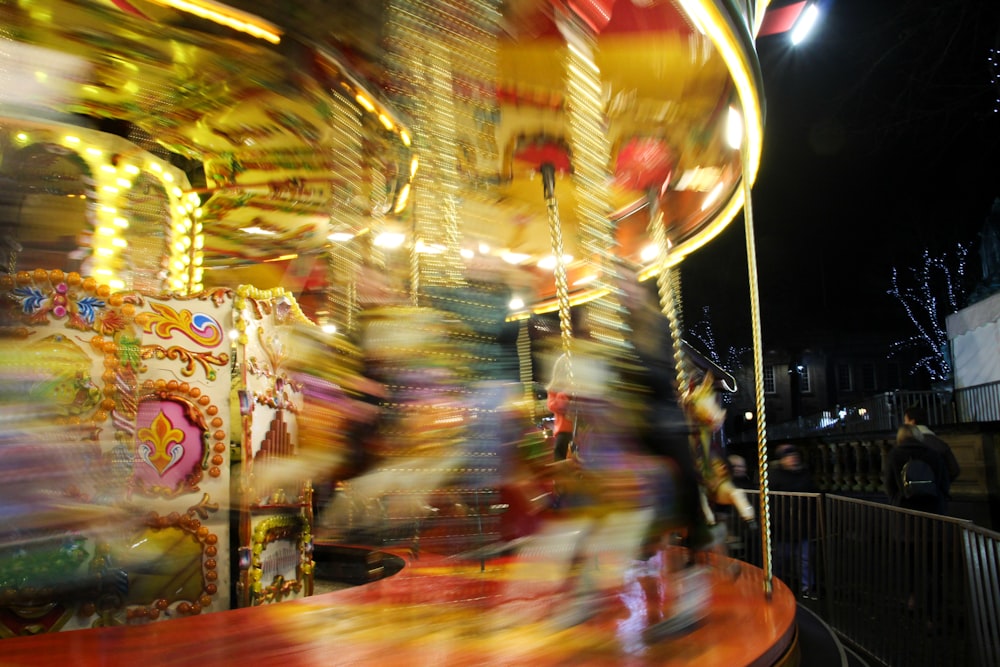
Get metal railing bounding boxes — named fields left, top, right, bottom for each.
left=963, top=523, right=1000, bottom=667
left=955, top=382, right=1000, bottom=423
left=739, top=383, right=1000, bottom=445
left=724, top=491, right=1000, bottom=667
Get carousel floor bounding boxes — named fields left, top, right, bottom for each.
left=0, top=544, right=797, bottom=666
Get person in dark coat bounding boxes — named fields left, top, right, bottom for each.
left=769, top=444, right=819, bottom=596
left=770, top=444, right=819, bottom=493
left=883, top=423, right=952, bottom=620
left=884, top=424, right=950, bottom=514
left=903, top=405, right=960, bottom=486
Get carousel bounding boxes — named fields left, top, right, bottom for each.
left=0, top=0, right=794, bottom=664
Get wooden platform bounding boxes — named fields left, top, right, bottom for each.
left=0, top=545, right=797, bottom=666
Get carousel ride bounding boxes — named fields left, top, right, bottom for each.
left=0, top=0, right=792, bottom=661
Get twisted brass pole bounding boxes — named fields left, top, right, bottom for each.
left=542, top=163, right=575, bottom=390
left=741, top=129, right=772, bottom=599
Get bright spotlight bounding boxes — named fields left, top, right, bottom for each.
left=790, top=3, right=820, bottom=45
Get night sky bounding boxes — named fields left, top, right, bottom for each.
left=680, top=0, right=1000, bottom=352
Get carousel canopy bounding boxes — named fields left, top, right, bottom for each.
left=0, top=0, right=766, bottom=308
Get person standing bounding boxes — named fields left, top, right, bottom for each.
left=727, top=454, right=755, bottom=490
left=903, top=405, right=960, bottom=485
left=769, top=444, right=819, bottom=596
left=883, top=423, right=952, bottom=623
left=884, top=423, right=950, bottom=514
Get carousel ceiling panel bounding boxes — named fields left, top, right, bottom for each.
left=454, top=0, right=752, bottom=284
left=1, top=0, right=763, bottom=302
left=2, top=0, right=412, bottom=276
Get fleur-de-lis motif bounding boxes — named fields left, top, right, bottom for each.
left=137, top=411, right=186, bottom=475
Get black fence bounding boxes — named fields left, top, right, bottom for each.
left=725, top=491, right=1000, bottom=667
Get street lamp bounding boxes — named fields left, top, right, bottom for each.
left=790, top=3, right=821, bottom=45
left=758, top=1, right=822, bottom=46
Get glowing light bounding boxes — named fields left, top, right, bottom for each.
left=700, top=182, right=724, bottom=211
left=145, top=0, right=282, bottom=44
left=112, top=238, right=127, bottom=248
left=509, top=297, right=525, bottom=310
left=150, top=162, right=163, bottom=173
left=790, top=4, right=820, bottom=45
left=355, top=94, right=376, bottom=112
left=108, top=279, right=125, bottom=290
left=460, top=248, right=474, bottom=259
left=393, top=183, right=411, bottom=214
left=15, top=133, right=28, bottom=143
left=537, top=254, right=573, bottom=270
left=86, top=147, right=102, bottom=156
left=400, top=130, right=411, bottom=147
left=640, top=244, right=659, bottom=263
left=410, top=157, right=419, bottom=178
left=378, top=114, right=394, bottom=131
left=241, top=226, right=276, bottom=236
left=573, top=274, right=598, bottom=286
left=328, top=232, right=355, bottom=242
left=63, top=135, right=79, bottom=144
left=163, top=172, right=174, bottom=183
left=116, top=178, right=132, bottom=189
left=124, top=164, right=140, bottom=175
left=727, top=106, right=743, bottom=149
left=101, top=186, right=119, bottom=194
left=321, top=324, right=337, bottom=334
left=500, top=251, right=531, bottom=265
left=374, top=232, right=406, bottom=249
left=100, top=165, right=117, bottom=174
left=887, top=243, right=969, bottom=381
left=97, top=226, right=116, bottom=236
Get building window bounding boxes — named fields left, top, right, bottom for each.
left=836, top=363, right=852, bottom=392
left=861, top=364, right=876, bottom=392
left=763, top=365, right=775, bottom=394
left=798, top=365, right=811, bottom=393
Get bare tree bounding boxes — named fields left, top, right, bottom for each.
left=887, top=243, right=972, bottom=381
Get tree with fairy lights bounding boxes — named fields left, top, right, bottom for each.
left=686, top=305, right=750, bottom=405
left=887, top=243, right=973, bottom=382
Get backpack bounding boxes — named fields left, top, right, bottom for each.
left=901, top=457, right=939, bottom=499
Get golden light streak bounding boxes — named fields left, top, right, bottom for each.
left=147, top=0, right=282, bottom=44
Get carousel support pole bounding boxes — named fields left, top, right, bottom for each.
left=542, top=162, right=575, bottom=376
left=647, top=190, right=687, bottom=396
left=648, top=190, right=718, bottom=537
left=740, top=128, right=773, bottom=600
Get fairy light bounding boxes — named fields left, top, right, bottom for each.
left=887, top=243, right=970, bottom=381
left=990, top=47, right=1000, bottom=113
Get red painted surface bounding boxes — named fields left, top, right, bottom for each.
left=759, top=2, right=808, bottom=37
left=0, top=547, right=796, bottom=666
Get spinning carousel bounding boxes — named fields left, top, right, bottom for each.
left=0, top=0, right=796, bottom=664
